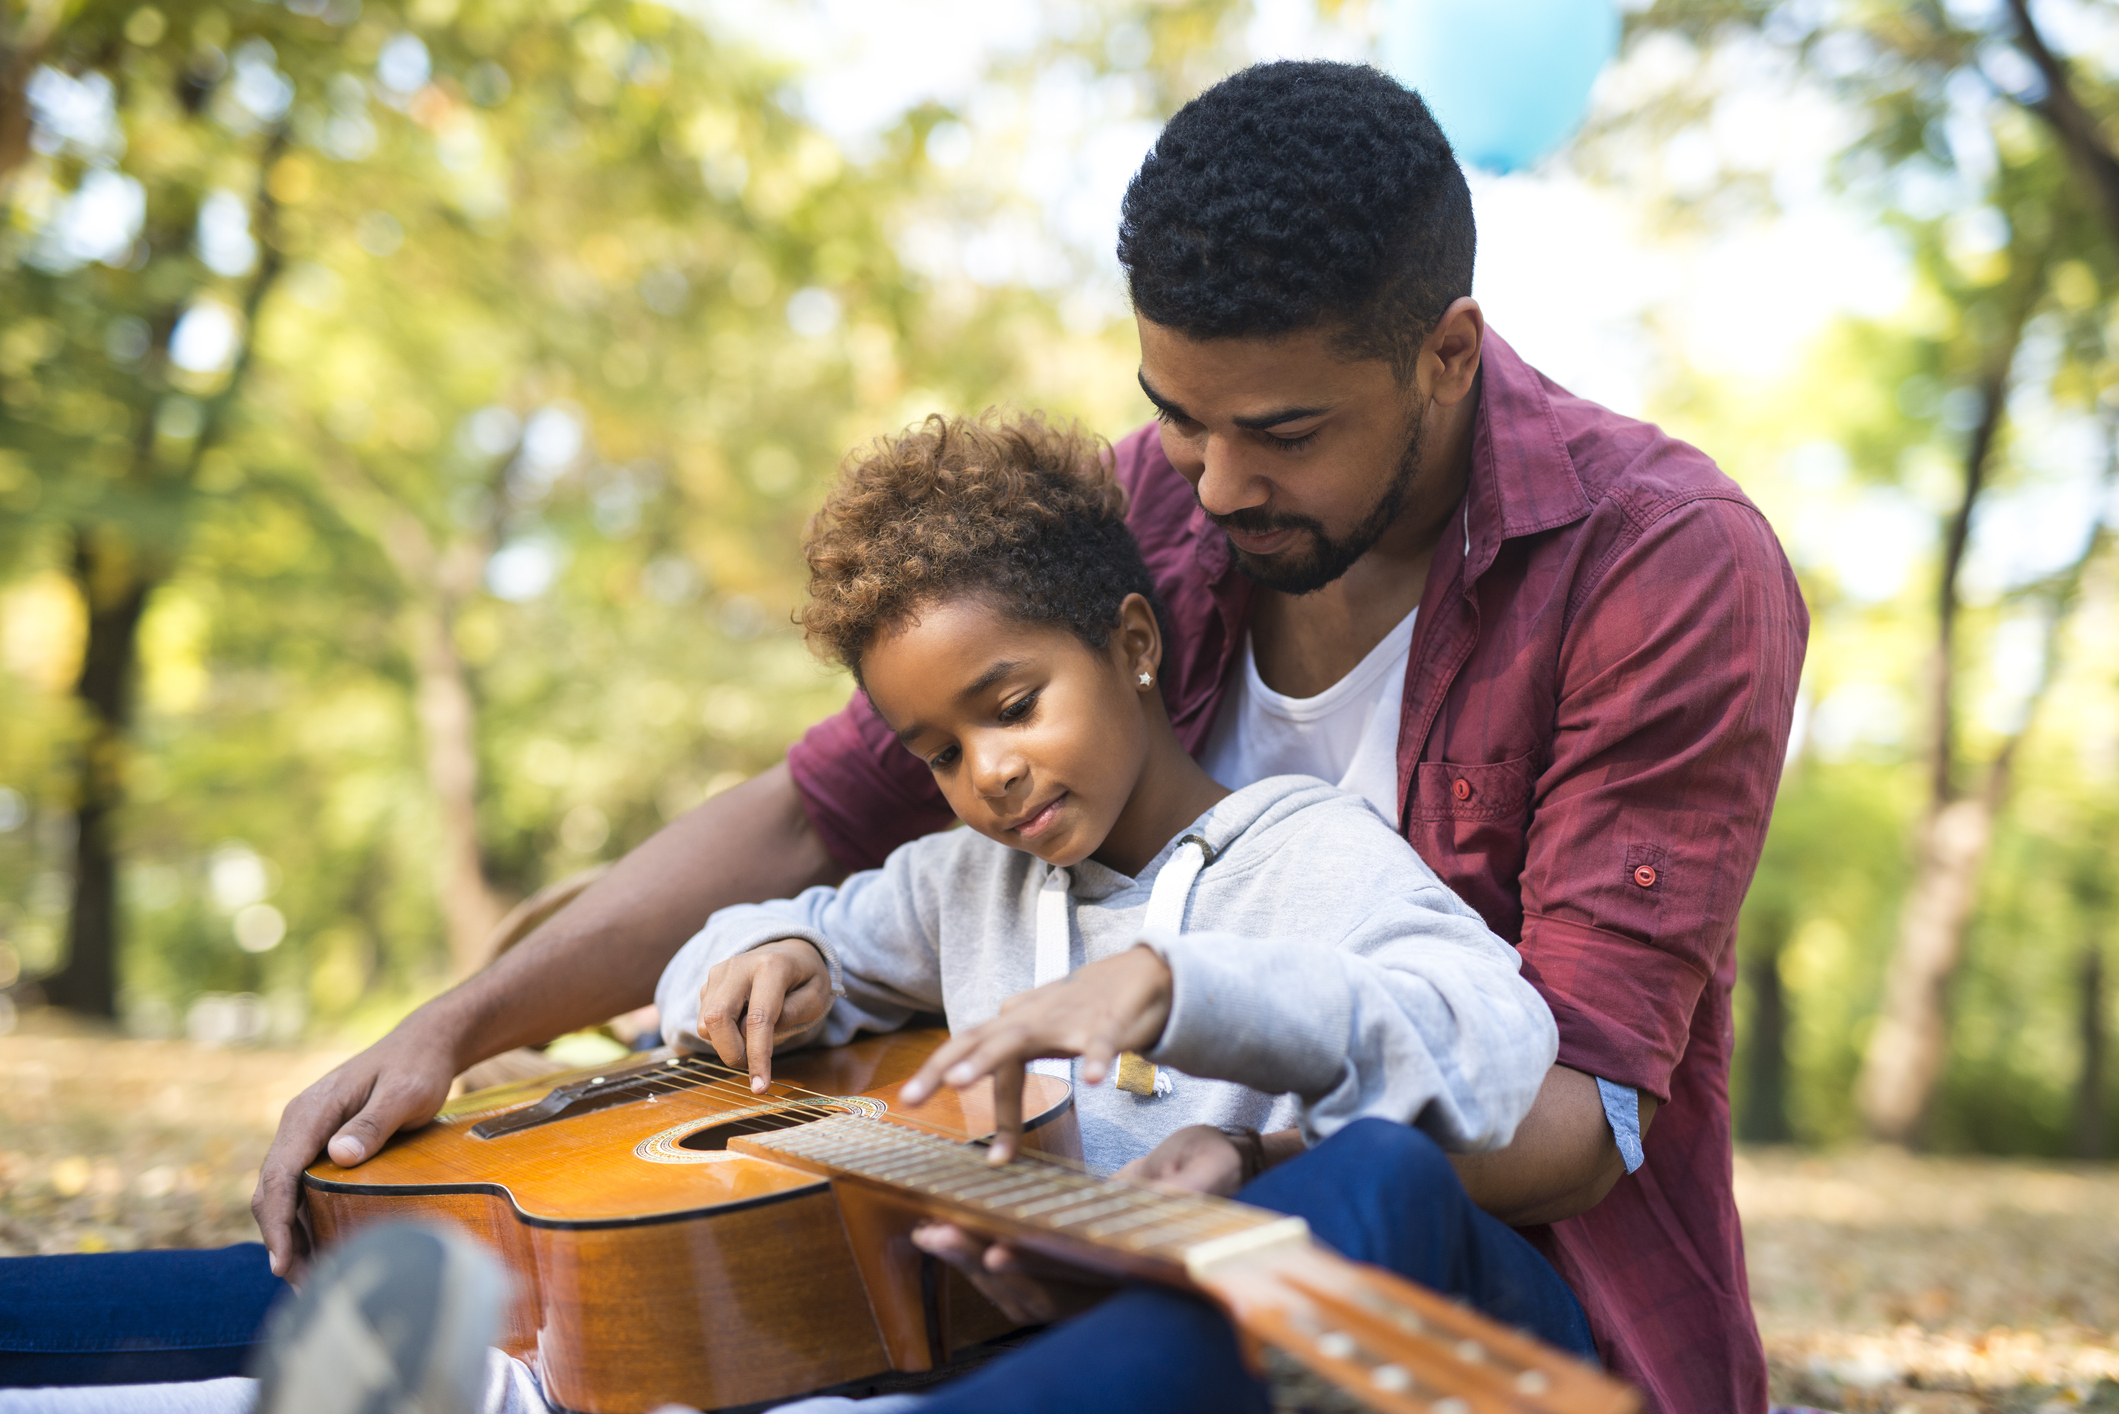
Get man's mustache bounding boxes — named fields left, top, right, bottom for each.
left=1208, top=506, right=1327, bottom=538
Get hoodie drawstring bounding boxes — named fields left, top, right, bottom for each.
left=1028, top=870, right=1073, bottom=1082
left=1026, top=836, right=1213, bottom=1095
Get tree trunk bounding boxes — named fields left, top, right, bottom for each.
left=43, top=533, right=156, bottom=1017
left=312, top=449, right=512, bottom=979
left=2075, top=941, right=2109, bottom=1160
left=408, top=572, right=508, bottom=977
left=1739, top=929, right=1794, bottom=1144
left=1853, top=238, right=2062, bottom=1144
left=1857, top=794, right=1998, bottom=1143
left=39, top=128, right=287, bottom=1018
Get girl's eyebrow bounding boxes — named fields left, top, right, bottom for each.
left=888, top=658, right=1027, bottom=745
left=960, top=658, right=1027, bottom=699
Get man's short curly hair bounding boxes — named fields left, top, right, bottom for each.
left=1117, top=61, right=1474, bottom=378
left=800, top=412, right=1165, bottom=677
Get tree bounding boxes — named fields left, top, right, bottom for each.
left=2, top=0, right=1234, bottom=1021
left=1621, top=0, right=2119, bottom=1143
left=3, top=5, right=301, bottom=1013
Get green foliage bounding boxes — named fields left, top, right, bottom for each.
left=1618, top=0, right=2119, bottom=1151
left=1, top=0, right=1217, bottom=1032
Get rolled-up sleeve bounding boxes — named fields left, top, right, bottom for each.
left=1517, top=496, right=1806, bottom=1102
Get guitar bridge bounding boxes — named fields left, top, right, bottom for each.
left=469, top=1058, right=683, bottom=1139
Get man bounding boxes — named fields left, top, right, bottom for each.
left=2, top=61, right=1801, bottom=1414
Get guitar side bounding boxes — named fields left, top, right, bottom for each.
left=303, top=1029, right=1078, bottom=1414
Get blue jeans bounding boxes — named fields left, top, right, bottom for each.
left=919, top=1118, right=1596, bottom=1414
left=0, top=1121, right=1592, bottom=1410
left=0, top=1245, right=286, bottom=1387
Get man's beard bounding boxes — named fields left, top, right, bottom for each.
left=1210, top=414, right=1425, bottom=596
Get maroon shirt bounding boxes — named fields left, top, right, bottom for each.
left=787, top=331, right=1807, bottom=1414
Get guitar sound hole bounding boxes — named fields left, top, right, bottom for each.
left=676, top=1104, right=851, bottom=1152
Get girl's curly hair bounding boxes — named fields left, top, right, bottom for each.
left=801, top=411, right=1165, bottom=676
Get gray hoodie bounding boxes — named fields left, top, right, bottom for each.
left=658, top=775, right=1557, bottom=1174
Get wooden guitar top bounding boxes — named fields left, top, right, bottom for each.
left=305, top=1029, right=1074, bottom=1225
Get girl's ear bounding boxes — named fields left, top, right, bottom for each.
left=1114, top=593, right=1162, bottom=692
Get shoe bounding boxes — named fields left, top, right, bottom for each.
left=250, top=1223, right=507, bottom=1414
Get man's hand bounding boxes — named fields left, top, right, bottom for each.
left=251, top=1017, right=457, bottom=1279
left=1112, top=1124, right=1246, bottom=1196
left=695, top=939, right=835, bottom=1092
left=899, top=944, right=1172, bottom=1161
left=247, top=761, right=845, bottom=1283
left=909, top=1222, right=1116, bottom=1326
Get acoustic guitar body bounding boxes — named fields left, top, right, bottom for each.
left=303, top=1029, right=1077, bottom=1414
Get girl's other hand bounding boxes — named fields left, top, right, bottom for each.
left=695, top=939, right=834, bottom=1093
left=898, top=944, right=1173, bottom=1161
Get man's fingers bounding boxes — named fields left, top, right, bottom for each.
left=912, top=1225, right=1050, bottom=1325
left=987, top=1062, right=1025, bottom=1165
left=252, top=1055, right=448, bottom=1279
left=253, top=1086, right=341, bottom=1270
left=252, top=1145, right=318, bottom=1279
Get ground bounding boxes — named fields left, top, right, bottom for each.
left=3, top=1015, right=2116, bottom=1412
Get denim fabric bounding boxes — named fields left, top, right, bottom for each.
left=1596, top=1078, right=1645, bottom=1174
left=914, top=1118, right=1596, bottom=1414
left=0, top=1244, right=286, bottom=1387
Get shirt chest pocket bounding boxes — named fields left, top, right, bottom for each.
left=1404, top=755, right=1536, bottom=930
left=1406, top=754, right=1536, bottom=826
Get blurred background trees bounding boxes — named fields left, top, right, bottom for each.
left=2, top=0, right=2114, bottom=1159
left=1611, top=0, right=2119, bottom=1155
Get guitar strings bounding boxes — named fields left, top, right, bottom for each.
left=622, top=1050, right=1114, bottom=1180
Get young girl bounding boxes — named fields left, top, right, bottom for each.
left=657, top=411, right=1555, bottom=1180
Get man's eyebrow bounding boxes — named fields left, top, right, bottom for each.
left=888, top=658, right=1027, bottom=743
left=1135, top=369, right=1330, bottom=431
left=1232, top=403, right=1332, bottom=431
left=1137, top=369, right=1185, bottom=420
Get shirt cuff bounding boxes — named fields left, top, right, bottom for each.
left=1596, top=1076, right=1644, bottom=1175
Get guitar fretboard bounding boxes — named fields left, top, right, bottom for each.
left=745, top=1114, right=1639, bottom=1414
left=745, top=1113, right=1308, bottom=1276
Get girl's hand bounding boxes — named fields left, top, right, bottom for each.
left=899, top=944, right=1172, bottom=1161
left=696, top=939, right=834, bottom=1092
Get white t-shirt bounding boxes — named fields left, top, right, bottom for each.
left=1192, top=522, right=1645, bottom=1174
left=1198, top=605, right=1419, bottom=827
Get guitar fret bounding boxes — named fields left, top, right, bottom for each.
left=1005, top=1188, right=1120, bottom=1220
left=1085, top=1196, right=1226, bottom=1242
left=1116, top=1209, right=1241, bottom=1254
left=843, top=1154, right=953, bottom=1184
left=879, top=1159, right=980, bottom=1190
left=750, top=1118, right=1288, bottom=1268
left=949, top=1172, right=1062, bottom=1205
left=1045, top=1191, right=1159, bottom=1229
left=1080, top=1204, right=1190, bottom=1240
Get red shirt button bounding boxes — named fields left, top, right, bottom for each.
left=1633, top=865, right=1657, bottom=888
left=1452, top=779, right=1472, bottom=802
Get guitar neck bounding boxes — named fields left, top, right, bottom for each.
left=734, top=1115, right=1636, bottom=1414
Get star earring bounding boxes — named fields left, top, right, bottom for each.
left=1137, top=672, right=1153, bottom=687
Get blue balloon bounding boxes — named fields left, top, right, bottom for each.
left=1380, top=0, right=1620, bottom=174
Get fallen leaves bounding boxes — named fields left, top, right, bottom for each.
left=1740, top=1147, right=2119, bottom=1412
left=3, top=1017, right=2115, bottom=1414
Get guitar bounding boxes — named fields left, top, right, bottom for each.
left=304, top=1029, right=1635, bottom=1414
